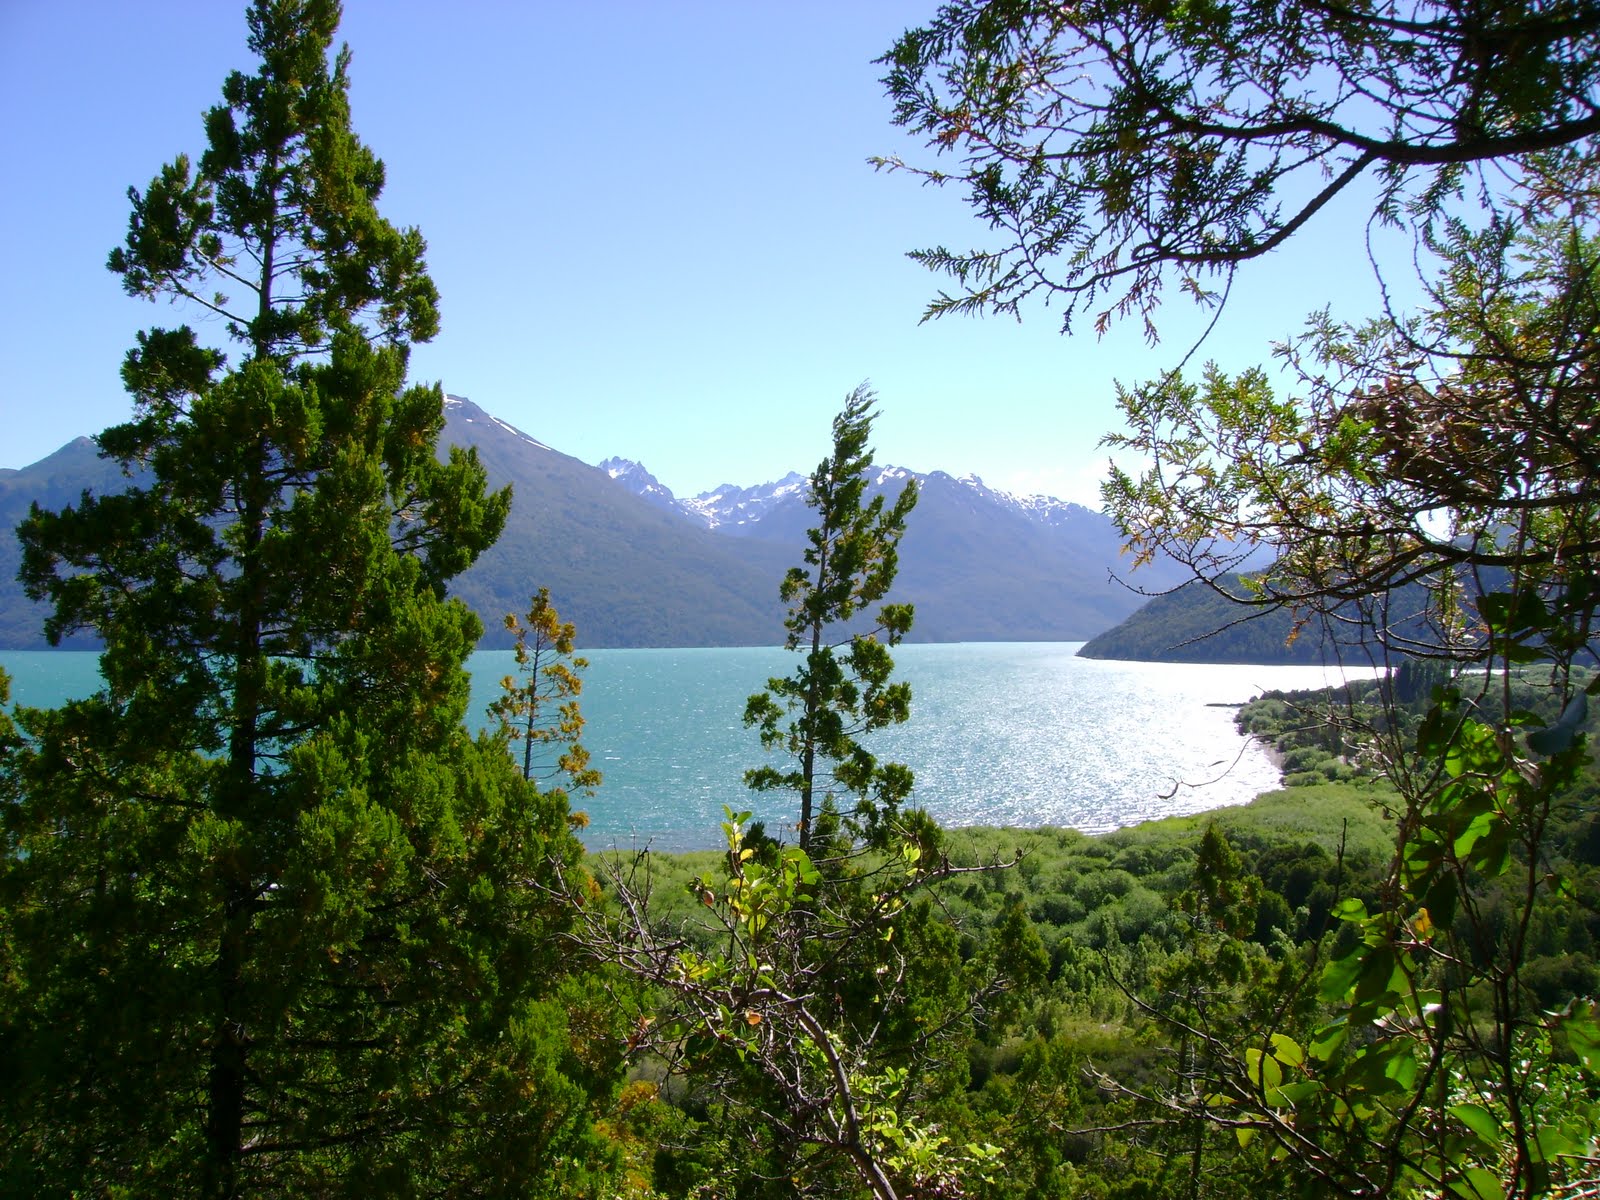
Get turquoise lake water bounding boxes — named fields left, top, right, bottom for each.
left=0, top=644, right=1379, bottom=850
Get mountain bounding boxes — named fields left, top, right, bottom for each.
left=2, top=397, right=1179, bottom=650
left=602, top=458, right=1188, bottom=643
left=676, top=472, right=810, bottom=533
left=626, top=461, right=1107, bottom=540
left=597, top=457, right=680, bottom=516
left=1077, top=570, right=1452, bottom=665
left=0, top=436, right=136, bottom=649
left=1076, top=577, right=1331, bottom=664
left=442, top=399, right=787, bottom=648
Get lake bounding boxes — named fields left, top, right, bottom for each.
left=0, top=644, right=1379, bottom=851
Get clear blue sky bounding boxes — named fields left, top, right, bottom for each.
left=1, top=1, right=1408, bottom=506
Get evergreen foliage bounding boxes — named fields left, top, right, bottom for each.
left=743, top=385, right=919, bottom=850
left=878, top=0, right=1600, bottom=336
left=1, top=4, right=610, bottom=1196
left=488, top=587, right=601, bottom=797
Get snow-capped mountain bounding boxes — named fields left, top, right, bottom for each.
left=593, top=455, right=1189, bottom=642
left=2, top=398, right=1183, bottom=651
left=598, top=457, right=679, bottom=514
left=947, top=472, right=1099, bottom=529
left=443, top=394, right=553, bottom=452
left=680, top=472, right=809, bottom=532
left=601, top=459, right=1100, bottom=536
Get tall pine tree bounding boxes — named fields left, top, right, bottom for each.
left=744, top=385, right=918, bottom=850
left=2, top=3, right=614, bottom=1196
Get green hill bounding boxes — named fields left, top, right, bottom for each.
left=1076, top=575, right=1347, bottom=663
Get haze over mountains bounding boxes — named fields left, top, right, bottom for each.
left=0, top=395, right=1186, bottom=650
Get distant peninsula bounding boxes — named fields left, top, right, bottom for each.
left=1077, top=574, right=1348, bottom=664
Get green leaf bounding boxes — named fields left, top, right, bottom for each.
left=1382, top=1048, right=1418, bottom=1089
left=1527, top=1122, right=1581, bottom=1164
left=1562, top=1001, right=1600, bottom=1074
left=1446, top=1166, right=1504, bottom=1200
left=1244, top=1048, right=1283, bottom=1092
left=1310, top=1019, right=1348, bottom=1062
left=1348, top=1043, right=1412, bottom=1095
left=1268, top=1033, right=1304, bottom=1068
left=1268, top=1080, right=1323, bottom=1106
left=1452, top=810, right=1496, bottom=858
left=1417, top=697, right=1461, bottom=756
left=1472, top=824, right=1513, bottom=877
left=1353, top=947, right=1404, bottom=1007
left=1423, top=873, right=1460, bottom=928
left=1320, top=952, right=1364, bottom=1004
left=1450, top=1103, right=1501, bottom=1152
left=1331, top=897, right=1368, bottom=921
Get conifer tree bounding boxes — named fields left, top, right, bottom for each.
left=489, top=587, right=601, bottom=796
left=743, top=385, right=918, bottom=850
left=2, top=4, right=613, bottom=1196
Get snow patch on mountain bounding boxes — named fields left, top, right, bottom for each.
left=952, top=472, right=1097, bottom=528
left=444, top=395, right=553, bottom=452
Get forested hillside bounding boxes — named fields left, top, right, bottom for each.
left=1077, top=576, right=1334, bottom=664
left=1078, top=573, right=1442, bottom=666
left=440, top=396, right=792, bottom=648
left=0, top=439, right=130, bottom=648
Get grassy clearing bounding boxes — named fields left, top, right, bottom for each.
left=943, top=779, right=1394, bottom=872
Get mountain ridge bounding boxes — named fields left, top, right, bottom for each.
left=600, top=455, right=1106, bottom=537
left=2, top=395, right=1181, bottom=651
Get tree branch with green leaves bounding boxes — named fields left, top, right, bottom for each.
left=877, top=0, right=1600, bottom=338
